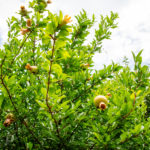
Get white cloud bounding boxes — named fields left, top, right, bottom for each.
left=93, top=0, right=150, bottom=69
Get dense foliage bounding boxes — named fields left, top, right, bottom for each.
left=0, top=0, right=150, bottom=149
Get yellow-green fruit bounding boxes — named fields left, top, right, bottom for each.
left=26, top=19, right=32, bottom=27
left=47, top=0, right=52, bottom=4
left=4, top=113, right=15, bottom=127
left=25, top=63, right=38, bottom=73
left=94, top=95, right=108, bottom=108
left=30, top=66, right=38, bottom=73
left=6, top=113, right=15, bottom=121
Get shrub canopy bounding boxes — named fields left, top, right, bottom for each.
left=0, top=0, right=150, bottom=149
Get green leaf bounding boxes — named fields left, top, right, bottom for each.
left=0, top=93, right=4, bottom=109
left=55, top=39, right=67, bottom=49
left=8, top=75, right=16, bottom=85
left=93, top=132, right=101, bottom=142
left=27, top=142, right=33, bottom=150
left=136, top=50, right=143, bottom=59
left=52, top=64, right=62, bottom=76
left=41, top=88, right=47, bottom=96
left=59, top=10, right=63, bottom=24
left=61, top=50, right=70, bottom=59
left=46, top=22, right=55, bottom=35
left=36, top=99, right=47, bottom=108
left=120, top=132, right=127, bottom=142
left=58, top=29, right=70, bottom=37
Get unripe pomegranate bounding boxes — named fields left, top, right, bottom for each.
left=4, top=118, right=11, bottom=127
left=3, top=113, right=15, bottom=127
left=25, top=63, right=38, bottom=73
left=20, top=6, right=25, bottom=10
left=20, top=6, right=28, bottom=16
left=26, top=19, right=32, bottom=27
left=83, top=64, right=90, bottom=67
left=94, top=95, right=108, bottom=110
left=20, top=28, right=30, bottom=35
left=107, top=93, right=112, bottom=97
left=47, top=0, right=52, bottom=4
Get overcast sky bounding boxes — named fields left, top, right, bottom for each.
left=0, top=0, right=150, bottom=69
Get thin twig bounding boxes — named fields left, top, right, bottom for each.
left=120, top=131, right=145, bottom=144
left=32, top=36, right=36, bottom=65
left=13, top=122, right=22, bottom=147
left=0, top=55, right=42, bottom=146
left=90, top=143, right=96, bottom=150
left=22, top=121, right=42, bottom=145
left=11, top=31, right=32, bottom=64
left=72, top=80, right=99, bottom=102
left=45, top=34, right=61, bottom=138
left=0, top=58, right=18, bottom=112
left=122, top=93, right=136, bottom=119
left=45, top=36, right=55, bottom=111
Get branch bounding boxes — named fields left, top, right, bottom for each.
left=89, top=143, right=96, bottom=150
left=45, top=34, right=61, bottom=138
left=72, top=80, right=100, bottom=102
left=22, top=121, right=42, bottom=145
left=11, top=31, right=32, bottom=64
left=32, top=36, right=36, bottom=65
left=0, top=56, right=42, bottom=146
left=122, top=93, right=136, bottom=119
left=45, top=37, right=55, bottom=111
left=120, top=131, right=145, bottom=144
left=70, top=31, right=80, bottom=49
left=66, top=121, right=81, bottom=141
left=13, top=122, right=22, bottom=147
left=71, top=69, right=115, bottom=102
left=1, top=78, right=18, bottom=112
left=0, top=57, right=18, bottom=113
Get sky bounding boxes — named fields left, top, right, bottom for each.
left=0, top=0, right=150, bottom=69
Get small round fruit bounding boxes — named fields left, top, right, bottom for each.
left=4, top=113, right=15, bottom=127
left=30, top=66, right=38, bottom=73
left=3, top=118, right=11, bottom=127
left=26, top=19, right=32, bottom=27
left=25, top=63, right=38, bottom=73
left=107, top=93, right=112, bottom=97
left=20, top=28, right=30, bottom=35
left=20, top=6, right=25, bottom=10
left=47, top=0, right=52, bottom=4
left=94, top=95, right=108, bottom=108
left=83, top=64, right=90, bottom=67
left=25, top=63, right=31, bottom=70
left=6, top=113, right=15, bottom=120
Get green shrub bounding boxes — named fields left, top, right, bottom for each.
left=0, top=0, right=149, bottom=149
